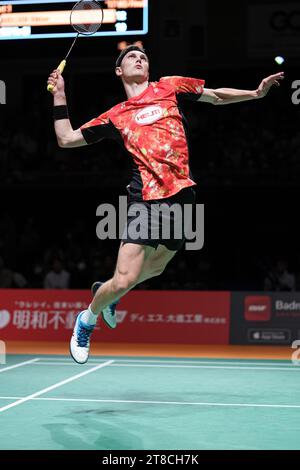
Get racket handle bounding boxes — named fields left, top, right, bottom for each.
left=47, top=60, right=67, bottom=92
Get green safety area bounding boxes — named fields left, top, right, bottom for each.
left=0, top=354, right=299, bottom=450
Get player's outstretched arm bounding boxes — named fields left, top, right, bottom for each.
left=199, top=72, right=284, bottom=105
left=255, top=72, right=285, bottom=99
left=47, top=69, right=87, bottom=148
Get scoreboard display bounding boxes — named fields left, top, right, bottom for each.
left=0, top=0, right=148, bottom=40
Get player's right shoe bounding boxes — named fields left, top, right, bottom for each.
left=91, top=281, right=119, bottom=329
left=70, top=311, right=95, bottom=364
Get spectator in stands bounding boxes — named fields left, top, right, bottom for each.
left=44, top=258, right=70, bottom=289
left=0, top=256, right=28, bottom=288
left=0, top=256, right=13, bottom=287
left=264, top=258, right=296, bottom=291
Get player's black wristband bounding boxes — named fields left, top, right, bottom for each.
left=53, top=105, right=69, bottom=120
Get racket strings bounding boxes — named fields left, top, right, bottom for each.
left=71, top=0, right=104, bottom=35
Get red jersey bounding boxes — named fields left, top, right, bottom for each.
left=80, top=76, right=205, bottom=200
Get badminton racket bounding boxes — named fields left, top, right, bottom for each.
left=47, top=0, right=104, bottom=92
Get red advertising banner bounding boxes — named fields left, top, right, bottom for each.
left=0, top=289, right=230, bottom=344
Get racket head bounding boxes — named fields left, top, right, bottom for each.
left=70, top=0, right=104, bottom=36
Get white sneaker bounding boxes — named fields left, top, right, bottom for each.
left=70, top=311, right=95, bottom=364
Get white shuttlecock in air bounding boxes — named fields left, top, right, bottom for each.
left=275, top=56, right=285, bottom=65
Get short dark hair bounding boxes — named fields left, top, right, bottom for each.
left=115, top=45, right=148, bottom=68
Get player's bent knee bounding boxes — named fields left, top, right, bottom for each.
left=112, top=275, right=138, bottom=293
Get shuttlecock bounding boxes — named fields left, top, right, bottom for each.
left=275, top=56, right=285, bottom=65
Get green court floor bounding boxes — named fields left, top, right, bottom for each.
left=0, top=354, right=300, bottom=450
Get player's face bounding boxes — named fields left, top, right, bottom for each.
left=116, top=51, right=149, bottom=82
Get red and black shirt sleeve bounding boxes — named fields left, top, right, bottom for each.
left=160, top=76, right=205, bottom=101
left=80, top=111, right=118, bottom=145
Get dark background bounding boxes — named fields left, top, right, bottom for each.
left=0, top=0, right=300, bottom=291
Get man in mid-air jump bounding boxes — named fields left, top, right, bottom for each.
left=47, top=45, right=284, bottom=364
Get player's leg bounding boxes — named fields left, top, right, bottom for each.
left=138, top=244, right=177, bottom=283
left=70, top=187, right=194, bottom=363
left=70, top=242, right=153, bottom=363
left=90, top=243, right=177, bottom=329
left=91, top=242, right=153, bottom=313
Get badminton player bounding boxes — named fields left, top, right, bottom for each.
left=47, top=46, right=284, bottom=363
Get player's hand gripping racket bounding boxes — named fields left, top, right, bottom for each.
left=47, top=0, right=103, bottom=92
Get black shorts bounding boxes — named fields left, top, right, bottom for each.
left=121, top=187, right=196, bottom=251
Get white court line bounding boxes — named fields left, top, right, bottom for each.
left=0, top=395, right=299, bottom=409
left=0, top=358, right=39, bottom=373
left=108, top=364, right=300, bottom=371
left=31, top=362, right=300, bottom=371
left=39, top=357, right=293, bottom=366
left=0, top=359, right=114, bottom=414
left=33, top=362, right=94, bottom=366
left=0, top=397, right=20, bottom=400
